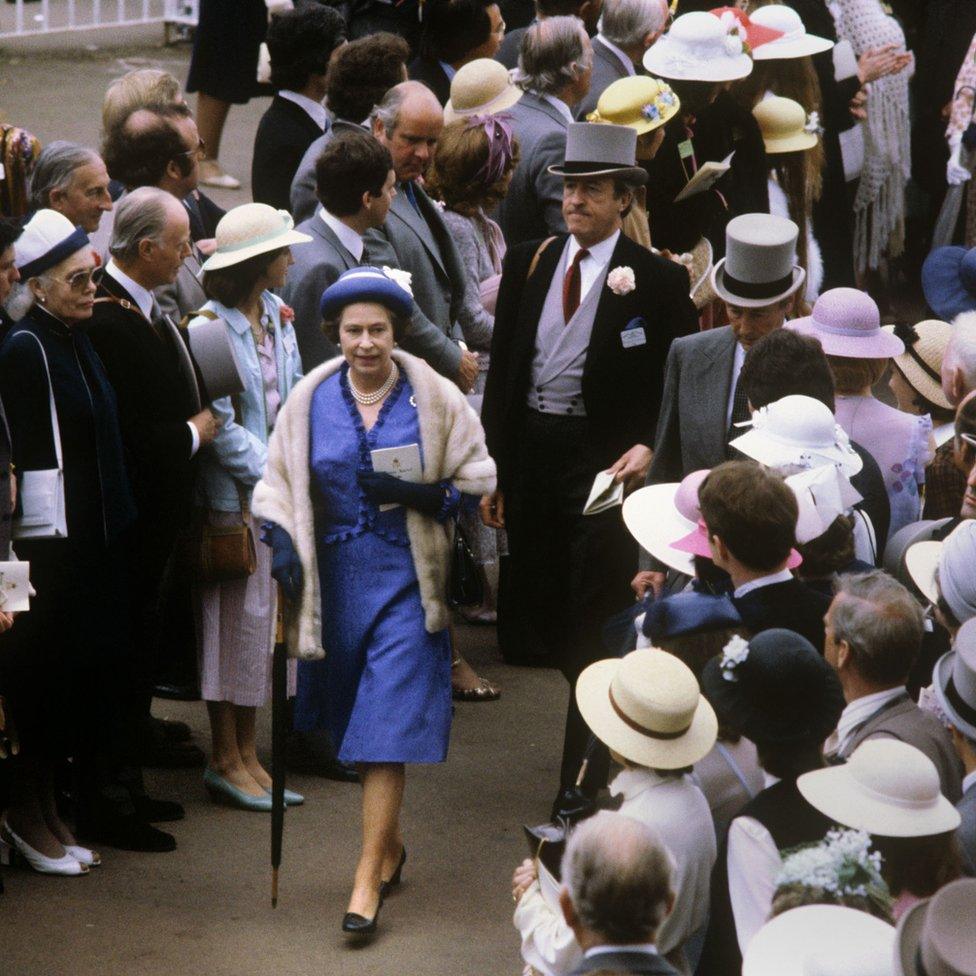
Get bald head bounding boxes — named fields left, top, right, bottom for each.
left=371, top=81, right=444, bottom=182
left=944, top=313, right=976, bottom=406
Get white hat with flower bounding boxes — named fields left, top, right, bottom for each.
left=643, top=11, right=754, bottom=83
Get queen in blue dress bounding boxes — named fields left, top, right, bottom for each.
left=252, top=267, right=496, bottom=937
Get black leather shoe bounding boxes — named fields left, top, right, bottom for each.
left=342, top=904, right=381, bottom=937
left=79, top=815, right=176, bottom=853
left=379, top=847, right=406, bottom=899
left=141, top=740, right=206, bottom=769
left=153, top=682, right=201, bottom=702
left=550, top=786, right=598, bottom=824
left=151, top=716, right=192, bottom=743
left=132, top=796, right=185, bottom=823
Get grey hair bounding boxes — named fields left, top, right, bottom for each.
left=945, top=313, right=976, bottom=396
left=561, top=811, right=673, bottom=945
left=29, top=142, right=101, bottom=211
left=830, top=570, right=924, bottom=687
left=369, top=80, right=438, bottom=136
left=598, top=0, right=667, bottom=50
left=108, top=186, right=173, bottom=263
left=513, top=16, right=592, bottom=96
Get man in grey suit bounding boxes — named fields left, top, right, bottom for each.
left=824, top=571, right=964, bottom=802
left=495, top=16, right=594, bottom=248
left=496, top=0, right=603, bottom=69
left=282, top=130, right=397, bottom=369
left=574, top=0, right=669, bottom=120
left=368, top=81, right=479, bottom=392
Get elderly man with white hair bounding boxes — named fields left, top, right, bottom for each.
left=943, top=314, right=976, bottom=406
left=28, top=141, right=113, bottom=235
left=575, top=0, right=669, bottom=120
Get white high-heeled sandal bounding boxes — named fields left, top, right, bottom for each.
left=64, top=845, right=101, bottom=867
left=0, top=819, right=89, bottom=876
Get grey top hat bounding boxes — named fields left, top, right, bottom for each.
left=711, top=212, right=806, bottom=308
left=548, top=122, right=648, bottom=184
left=934, top=617, right=976, bottom=741
left=186, top=315, right=247, bottom=403
left=896, top=878, right=976, bottom=976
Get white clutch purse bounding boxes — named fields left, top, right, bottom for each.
left=12, top=332, right=67, bottom=540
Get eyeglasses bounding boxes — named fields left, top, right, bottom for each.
left=48, top=268, right=97, bottom=292
left=178, top=138, right=207, bottom=161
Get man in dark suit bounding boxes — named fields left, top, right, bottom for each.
left=251, top=4, right=346, bottom=211
left=482, top=122, right=696, bottom=805
left=283, top=130, right=397, bottom=368
left=87, top=188, right=220, bottom=850
left=368, top=81, right=480, bottom=391
left=496, top=0, right=603, bottom=69
left=408, top=0, right=506, bottom=105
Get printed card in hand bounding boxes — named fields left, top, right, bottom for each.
left=0, top=562, right=30, bottom=612
left=674, top=151, right=734, bottom=203
left=583, top=469, right=624, bottom=516
left=370, top=443, right=422, bottom=511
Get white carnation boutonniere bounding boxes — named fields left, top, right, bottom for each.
left=607, top=266, right=636, bottom=296
left=382, top=266, right=414, bottom=297
left=720, top=635, right=750, bottom=682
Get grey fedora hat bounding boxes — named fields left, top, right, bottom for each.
left=933, top=617, right=976, bottom=741
left=548, top=122, right=648, bottom=184
left=711, top=212, right=805, bottom=308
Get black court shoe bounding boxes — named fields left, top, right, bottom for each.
left=342, top=900, right=382, bottom=937
left=379, top=847, right=407, bottom=900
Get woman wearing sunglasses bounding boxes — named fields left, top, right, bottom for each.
left=0, top=210, right=137, bottom=877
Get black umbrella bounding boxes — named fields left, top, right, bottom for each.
left=271, top=585, right=288, bottom=907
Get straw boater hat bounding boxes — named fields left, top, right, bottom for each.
left=749, top=4, right=834, bottom=60
left=199, top=203, right=312, bottom=273
left=711, top=213, right=805, bottom=308
left=797, top=739, right=962, bottom=838
left=644, top=11, right=753, bottom=82
left=753, top=96, right=819, bottom=155
left=882, top=320, right=954, bottom=412
left=548, top=122, right=647, bottom=184
left=743, top=905, right=895, bottom=976
left=933, top=617, right=976, bottom=741
left=586, top=75, right=681, bottom=134
left=443, top=58, right=523, bottom=124
left=576, top=648, right=718, bottom=769
left=14, top=208, right=90, bottom=278
left=895, top=878, right=976, bottom=976
left=789, top=288, right=905, bottom=359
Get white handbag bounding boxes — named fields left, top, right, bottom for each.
left=12, top=333, right=67, bottom=540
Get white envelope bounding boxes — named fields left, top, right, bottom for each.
left=0, top=561, right=31, bottom=612
left=370, top=443, right=422, bottom=511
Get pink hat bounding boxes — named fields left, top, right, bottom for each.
left=672, top=517, right=803, bottom=569
left=789, top=287, right=905, bottom=359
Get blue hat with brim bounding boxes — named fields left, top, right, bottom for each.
left=319, top=266, right=414, bottom=321
left=922, top=245, right=976, bottom=322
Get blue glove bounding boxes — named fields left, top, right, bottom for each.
left=357, top=471, right=452, bottom=518
left=263, top=523, right=303, bottom=603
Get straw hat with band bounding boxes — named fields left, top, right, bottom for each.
left=319, top=266, right=415, bottom=321
left=749, top=4, right=835, bottom=60
left=743, top=905, right=895, bottom=976
left=199, top=203, right=312, bottom=274
left=753, top=96, right=819, bottom=155
left=711, top=213, right=806, bottom=309
left=586, top=75, right=680, bottom=134
left=643, top=11, right=753, bottom=82
left=576, top=648, right=718, bottom=769
left=548, top=122, right=647, bottom=184
left=895, top=877, right=976, bottom=976
left=933, top=617, right=976, bottom=742
left=797, top=739, right=961, bottom=838
left=444, top=58, right=523, bottom=124
left=882, top=320, right=954, bottom=412
left=15, top=208, right=90, bottom=278
left=788, top=287, right=904, bottom=359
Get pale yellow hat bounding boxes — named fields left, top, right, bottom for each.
left=753, top=95, right=819, bottom=154
left=443, top=58, right=523, bottom=124
left=586, top=75, right=681, bottom=136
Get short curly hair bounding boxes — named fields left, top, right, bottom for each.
left=326, top=33, right=410, bottom=123
left=267, top=4, right=346, bottom=93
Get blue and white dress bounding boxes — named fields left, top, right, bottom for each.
left=292, top=365, right=454, bottom=763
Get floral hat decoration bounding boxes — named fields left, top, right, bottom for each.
left=586, top=75, right=681, bottom=135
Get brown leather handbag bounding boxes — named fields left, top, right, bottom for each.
left=197, top=481, right=257, bottom=584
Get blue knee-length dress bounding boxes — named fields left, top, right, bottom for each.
left=292, top=366, right=453, bottom=763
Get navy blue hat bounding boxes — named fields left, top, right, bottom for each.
left=921, top=246, right=976, bottom=322
left=701, top=628, right=844, bottom=747
left=319, top=266, right=414, bottom=321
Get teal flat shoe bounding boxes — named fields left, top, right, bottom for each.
left=264, top=787, right=305, bottom=806
left=204, top=768, right=273, bottom=812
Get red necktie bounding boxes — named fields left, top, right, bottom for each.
left=562, top=248, right=589, bottom=324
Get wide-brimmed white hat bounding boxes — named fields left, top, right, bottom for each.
left=895, top=878, right=976, bottom=976
left=933, top=618, right=976, bottom=741
left=750, top=4, right=834, bottom=60
left=443, top=58, right=522, bottom=124
left=743, top=905, right=895, bottom=976
left=711, top=213, right=805, bottom=308
left=797, top=739, right=961, bottom=838
left=905, top=539, right=941, bottom=605
left=576, top=648, right=717, bottom=769
left=200, top=203, right=312, bottom=273
left=643, top=11, right=753, bottom=82
left=730, top=395, right=863, bottom=476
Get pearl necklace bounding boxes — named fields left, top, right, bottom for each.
left=349, top=361, right=398, bottom=405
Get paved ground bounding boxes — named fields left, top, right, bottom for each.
left=0, top=45, right=568, bottom=976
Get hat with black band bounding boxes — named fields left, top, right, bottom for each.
left=711, top=212, right=805, bottom=309
left=883, top=319, right=954, bottom=412
left=548, top=122, right=648, bottom=185
left=933, top=617, right=976, bottom=740
left=15, top=209, right=90, bottom=279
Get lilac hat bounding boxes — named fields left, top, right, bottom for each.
left=789, top=287, right=904, bottom=359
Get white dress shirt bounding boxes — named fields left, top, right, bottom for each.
left=824, top=686, right=905, bottom=757
left=319, top=208, right=365, bottom=262
left=586, top=943, right=659, bottom=958
left=541, top=92, right=575, bottom=124
left=724, top=340, right=746, bottom=430
left=732, top=568, right=794, bottom=600
left=105, top=259, right=200, bottom=457
left=596, top=34, right=636, bottom=75
left=565, top=230, right=621, bottom=305
left=279, top=90, right=328, bottom=131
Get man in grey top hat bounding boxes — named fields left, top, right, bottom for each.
left=482, top=121, right=696, bottom=812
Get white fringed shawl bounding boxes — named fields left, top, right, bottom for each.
left=252, top=349, right=497, bottom=660
left=833, top=0, right=912, bottom=273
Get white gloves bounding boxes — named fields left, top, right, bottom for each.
left=948, top=129, right=972, bottom=186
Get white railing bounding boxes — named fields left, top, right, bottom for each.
left=0, top=0, right=198, bottom=40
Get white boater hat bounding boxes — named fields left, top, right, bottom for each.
left=749, top=4, right=834, bottom=60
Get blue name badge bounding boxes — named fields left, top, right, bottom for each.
left=621, top=317, right=647, bottom=349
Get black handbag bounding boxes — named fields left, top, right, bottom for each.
left=447, top=517, right=484, bottom=608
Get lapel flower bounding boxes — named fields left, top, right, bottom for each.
left=382, top=266, right=414, bottom=297
left=607, top=266, right=636, bottom=296
left=719, top=634, right=750, bottom=682
left=279, top=304, right=295, bottom=323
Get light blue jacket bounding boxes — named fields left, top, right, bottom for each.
left=189, top=291, right=303, bottom=512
